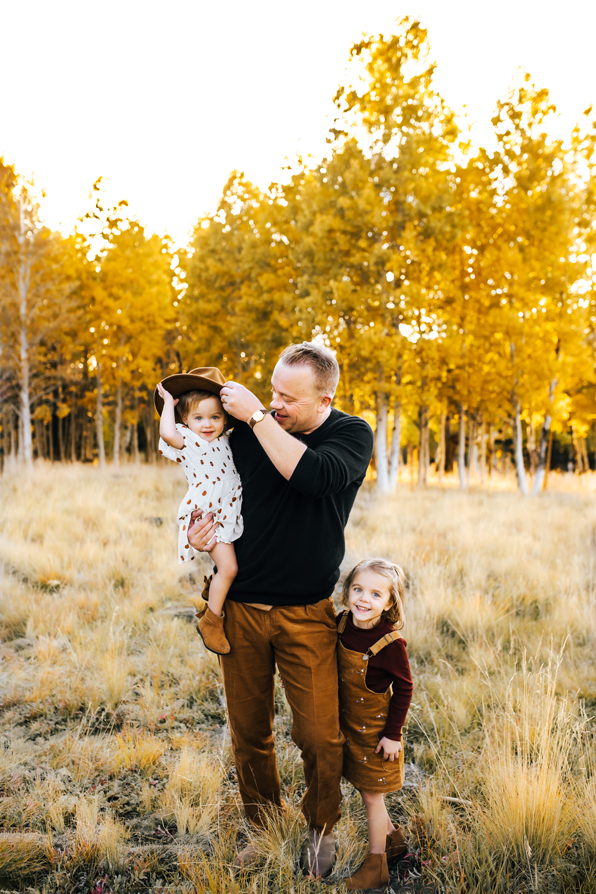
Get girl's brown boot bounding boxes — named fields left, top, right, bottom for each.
left=386, top=825, right=407, bottom=860
left=345, top=853, right=389, bottom=890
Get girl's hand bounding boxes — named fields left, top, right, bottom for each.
left=157, top=382, right=178, bottom=406
left=375, top=737, right=402, bottom=762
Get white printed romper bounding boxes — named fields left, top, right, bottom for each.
left=159, top=423, right=243, bottom=563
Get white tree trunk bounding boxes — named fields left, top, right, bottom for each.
left=488, top=424, right=496, bottom=476
left=70, top=392, right=77, bottom=461
left=418, top=405, right=429, bottom=487
left=466, top=414, right=477, bottom=486
left=5, top=407, right=18, bottom=473
left=571, top=424, right=584, bottom=475
left=132, top=395, right=140, bottom=464
left=466, top=414, right=471, bottom=487
left=527, top=422, right=538, bottom=475
left=424, top=413, right=430, bottom=481
left=375, top=393, right=390, bottom=493
left=113, top=381, right=122, bottom=467
left=513, top=403, right=529, bottom=495
left=532, top=451, right=548, bottom=494
left=96, top=372, right=106, bottom=468
left=479, top=419, right=487, bottom=485
left=388, top=400, right=401, bottom=490
left=437, top=408, right=446, bottom=484
left=458, top=404, right=466, bottom=490
left=18, top=413, right=24, bottom=464
left=16, top=202, right=33, bottom=469
left=531, top=379, right=556, bottom=495
left=18, top=349, right=33, bottom=469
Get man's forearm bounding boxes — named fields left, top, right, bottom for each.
left=218, top=380, right=306, bottom=479
left=252, top=414, right=307, bottom=480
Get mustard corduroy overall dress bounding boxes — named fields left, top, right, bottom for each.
left=338, top=611, right=405, bottom=793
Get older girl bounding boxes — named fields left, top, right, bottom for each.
left=338, top=558, right=413, bottom=891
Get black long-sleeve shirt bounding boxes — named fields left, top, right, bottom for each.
left=227, top=408, right=374, bottom=605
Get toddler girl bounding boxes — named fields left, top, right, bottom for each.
left=155, top=369, right=243, bottom=655
left=338, top=558, right=413, bottom=891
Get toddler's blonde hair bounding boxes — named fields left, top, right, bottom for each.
left=341, top=557, right=406, bottom=628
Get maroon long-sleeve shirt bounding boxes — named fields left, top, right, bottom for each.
left=338, top=612, right=413, bottom=741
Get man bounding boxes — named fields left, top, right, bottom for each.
left=188, top=342, right=373, bottom=877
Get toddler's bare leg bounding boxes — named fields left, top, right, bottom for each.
left=207, top=542, right=238, bottom=616
left=196, top=542, right=237, bottom=655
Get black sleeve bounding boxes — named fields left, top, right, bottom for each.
left=289, top=418, right=374, bottom=498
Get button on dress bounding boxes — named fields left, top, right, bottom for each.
left=159, top=423, right=243, bottom=563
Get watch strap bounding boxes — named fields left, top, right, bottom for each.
left=249, top=408, right=268, bottom=430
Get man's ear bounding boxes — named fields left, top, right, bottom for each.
left=319, top=394, right=333, bottom=411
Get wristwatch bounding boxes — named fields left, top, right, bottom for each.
left=248, top=409, right=268, bottom=430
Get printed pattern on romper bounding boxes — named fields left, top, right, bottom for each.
left=158, top=423, right=243, bottom=563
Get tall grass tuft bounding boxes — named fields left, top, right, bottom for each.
left=113, top=728, right=165, bottom=774
left=0, top=833, right=52, bottom=878
left=165, top=747, right=225, bottom=838
left=478, top=653, right=580, bottom=868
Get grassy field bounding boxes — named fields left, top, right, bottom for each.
left=1, top=464, right=596, bottom=893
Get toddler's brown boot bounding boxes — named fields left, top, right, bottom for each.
left=196, top=606, right=230, bottom=654
left=386, top=825, right=408, bottom=860
left=345, top=852, right=389, bottom=890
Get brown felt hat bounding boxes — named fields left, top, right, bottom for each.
left=154, top=367, right=237, bottom=424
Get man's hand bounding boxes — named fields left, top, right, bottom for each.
left=187, top=510, right=218, bottom=552
left=220, top=381, right=264, bottom=424
left=220, top=379, right=307, bottom=481
left=375, top=737, right=402, bottom=762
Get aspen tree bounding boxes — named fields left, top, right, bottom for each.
left=183, top=173, right=293, bottom=397
left=0, top=170, right=76, bottom=468
left=294, top=20, right=459, bottom=491
left=490, top=76, right=588, bottom=492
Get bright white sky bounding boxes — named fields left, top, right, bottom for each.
left=1, top=0, right=594, bottom=245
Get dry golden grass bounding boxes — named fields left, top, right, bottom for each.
left=0, top=462, right=596, bottom=892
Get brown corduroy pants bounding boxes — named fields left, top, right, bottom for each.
left=220, top=598, right=343, bottom=833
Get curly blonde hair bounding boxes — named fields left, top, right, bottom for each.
left=341, top=558, right=406, bottom=629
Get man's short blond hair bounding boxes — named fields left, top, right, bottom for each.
left=278, top=342, right=340, bottom=396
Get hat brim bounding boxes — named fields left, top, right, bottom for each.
left=154, top=373, right=240, bottom=427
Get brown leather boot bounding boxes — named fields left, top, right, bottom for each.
left=386, top=825, right=408, bottom=860
left=345, top=853, right=389, bottom=890
left=196, top=606, right=230, bottom=654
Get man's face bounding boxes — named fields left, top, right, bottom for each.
left=270, top=362, right=330, bottom=434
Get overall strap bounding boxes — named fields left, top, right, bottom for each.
left=337, top=611, right=349, bottom=634
left=363, top=630, right=401, bottom=661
